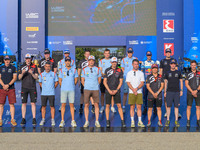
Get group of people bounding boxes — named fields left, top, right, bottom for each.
left=0, top=48, right=199, bottom=128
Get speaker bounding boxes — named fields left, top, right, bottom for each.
left=52, top=50, right=63, bottom=64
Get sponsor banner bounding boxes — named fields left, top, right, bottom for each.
left=163, top=20, right=174, bottom=33
left=164, top=43, right=174, bottom=56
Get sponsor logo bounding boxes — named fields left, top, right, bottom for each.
left=129, top=40, right=139, bottom=45
left=27, top=48, right=38, bottom=50
left=28, top=33, right=36, bottom=38
left=49, top=41, right=62, bottom=45
left=163, top=20, right=174, bottom=33
left=140, top=41, right=152, bottom=44
left=26, top=27, right=39, bottom=31
left=164, top=43, right=174, bottom=56
left=27, top=41, right=38, bottom=44
left=4, top=37, right=9, bottom=42
left=63, top=40, right=73, bottom=45
left=191, top=37, right=198, bottom=43
left=25, top=13, right=39, bottom=19
left=192, top=46, right=198, bottom=50
left=51, top=6, right=65, bottom=12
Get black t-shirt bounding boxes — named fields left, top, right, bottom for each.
left=38, top=58, right=57, bottom=73
left=19, top=63, right=38, bottom=89
left=104, top=67, right=123, bottom=91
left=186, top=71, right=200, bottom=95
left=0, top=65, right=16, bottom=89
left=164, top=70, right=182, bottom=92
left=160, top=58, right=174, bottom=75
left=146, top=74, right=164, bottom=99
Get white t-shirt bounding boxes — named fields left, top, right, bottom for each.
left=126, top=70, right=145, bottom=94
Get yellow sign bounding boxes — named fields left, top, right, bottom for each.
left=26, top=27, right=39, bottom=31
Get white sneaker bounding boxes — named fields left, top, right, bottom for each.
left=164, top=113, right=167, bottom=118
left=83, top=121, right=89, bottom=128
left=111, top=107, right=116, bottom=113
left=100, top=106, right=104, bottom=113
left=131, top=121, right=135, bottom=128
left=51, top=119, right=55, bottom=127
left=95, top=121, right=101, bottom=127
left=59, top=120, right=65, bottom=128
left=39, top=119, right=45, bottom=126
left=71, top=120, right=77, bottom=127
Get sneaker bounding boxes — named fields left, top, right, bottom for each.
left=20, top=118, right=26, bottom=126
left=138, top=121, right=145, bottom=127
left=59, top=120, right=65, bottom=128
left=51, top=119, right=55, bottom=127
left=131, top=121, right=135, bottom=128
left=39, top=119, right=45, bottom=126
left=100, top=106, right=104, bottom=114
left=165, top=120, right=170, bottom=127
left=147, top=120, right=151, bottom=127
left=175, top=120, right=180, bottom=127
left=164, top=113, right=167, bottom=118
left=111, top=107, right=116, bottom=113
left=91, top=106, right=95, bottom=114
left=178, top=113, right=182, bottom=118
left=32, top=118, right=37, bottom=126
left=158, top=121, right=163, bottom=127
left=142, top=108, right=147, bottom=115
left=106, top=120, right=110, bottom=128
left=79, top=107, right=83, bottom=114
left=95, top=121, right=101, bottom=128
left=121, top=120, right=126, bottom=128
left=11, top=119, right=17, bottom=127
left=186, top=120, right=190, bottom=127
left=59, top=105, right=61, bottom=112
left=71, top=120, right=77, bottom=127
left=122, top=107, right=125, bottom=113
left=0, top=119, right=2, bottom=127
left=83, top=121, right=89, bottom=128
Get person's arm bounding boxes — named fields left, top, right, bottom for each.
left=121, top=59, right=125, bottom=72
left=103, top=78, right=112, bottom=95
left=158, top=82, right=164, bottom=94
left=98, top=68, right=101, bottom=84
left=98, top=77, right=101, bottom=84
left=39, top=82, right=42, bottom=88
left=29, top=71, right=38, bottom=80
left=75, top=77, right=78, bottom=85
left=53, top=67, right=57, bottom=73
left=137, top=81, right=144, bottom=91
left=164, top=79, right=168, bottom=97
left=38, top=68, right=41, bottom=75
left=55, top=81, right=58, bottom=88
left=18, top=69, right=26, bottom=80
left=8, top=74, right=17, bottom=87
left=59, top=78, right=62, bottom=87
left=127, top=82, right=135, bottom=93
left=180, top=79, right=183, bottom=96
left=81, top=77, right=85, bottom=86
left=114, top=78, right=123, bottom=93
left=0, top=74, right=6, bottom=90
left=185, top=80, right=194, bottom=93
left=146, top=83, right=155, bottom=95
left=159, top=68, right=163, bottom=75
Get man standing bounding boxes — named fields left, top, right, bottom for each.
left=164, top=59, right=183, bottom=127
left=59, top=57, right=78, bottom=128
left=103, top=57, right=126, bottom=128
left=146, top=64, right=164, bottom=127
left=81, top=55, right=101, bottom=127
left=185, top=60, right=200, bottom=127
left=141, top=51, right=160, bottom=114
left=99, top=49, right=115, bottom=113
left=0, top=56, right=17, bottom=127
left=39, top=62, right=58, bottom=127
left=126, top=59, right=145, bottom=127
left=121, top=47, right=137, bottom=113
left=18, top=53, right=38, bottom=126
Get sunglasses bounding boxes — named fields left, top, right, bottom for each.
left=133, top=71, right=136, bottom=76
left=90, top=68, right=93, bottom=73
left=67, top=71, right=69, bottom=76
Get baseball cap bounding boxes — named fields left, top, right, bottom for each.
left=151, top=64, right=158, bottom=69
left=170, top=59, right=177, bottom=64
left=64, top=49, right=70, bottom=54
left=165, top=48, right=171, bottom=53
left=44, top=48, right=50, bottom=54
left=111, top=57, right=118, bottom=62
left=88, top=55, right=95, bottom=60
left=65, top=56, right=71, bottom=61
left=146, top=51, right=152, bottom=56
left=127, top=48, right=133, bottom=53
left=25, top=53, right=31, bottom=59
left=4, top=55, right=10, bottom=60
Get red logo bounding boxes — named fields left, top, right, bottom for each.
left=164, top=43, right=174, bottom=56
left=163, top=20, right=174, bottom=33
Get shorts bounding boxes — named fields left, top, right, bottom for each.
left=0, top=89, right=16, bottom=104
left=128, top=93, right=143, bottom=105
left=80, top=83, right=84, bottom=94
left=84, top=90, right=99, bottom=104
left=61, top=91, right=75, bottom=104
left=105, top=91, right=121, bottom=105
left=187, top=94, right=200, bottom=106
left=41, top=95, right=55, bottom=107
left=166, top=92, right=180, bottom=108
left=148, top=98, right=162, bottom=108
left=100, top=79, right=106, bottom=93
left=123, top=80, right=129, bottom=93
left=21, top=88, right=37, bottom=103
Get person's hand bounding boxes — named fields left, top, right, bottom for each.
left=180, top=91, right=183, bottom=96
left=133, top=88, right=138, bottom=93
left=3, top=84, right=9, bottom=91
left=22, top=69, right=26, bottom=74
left=28, top=69, right=33, bottom=75
left=192, top=90, right=198, bottom=97
left=153, top=93, right=158, bottom=99
left=134, top=91, right=138, bottom=96
left=112, top=90, right=118, bottom=95
left=164, top=92, right=167, bottom=98
left=108, top=90, right=113, bottom=95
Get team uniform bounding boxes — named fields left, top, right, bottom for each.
left=58, top=58, right=76, bottom=70
left=160, top=58, right=174, bottom=76
left=185, top=71, right=200, bottom=106
left=38, top=58, right=57, bottom=73
left=39, top=71, right=58, bottom=107
left=0, top=65, right=17, bottom=104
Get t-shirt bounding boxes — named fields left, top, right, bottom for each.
left=0, top=65, right=17, bottom=89
left=38, top=58, right=57, bottom=73
left=39, top=71, right=58, bottom=95
left=185, top=71, right=200, bottom=95
left=58, top=58, right=76, bottom=69
left=104, top=67, right=123, bottom=91
left=160, top=58, right=174, bottom=76
left=59, top=67, right=78, bottom=91
left=19, top=63, right=38, bottom=89
left=164, top=70, right=182, bottom=92
left=141, top=60, right=160, bottom=78
left=146, top=74, right=164, bottom=99
left=98, top=58, right=111, bottom=78
left=81, top=66, right=101, bottom=90
left=126, top=70, right=145, bottom=94
left=121, top=56, right=137, bottom=78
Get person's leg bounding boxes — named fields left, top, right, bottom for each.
left=0, top=104, right=4, bottom=120
left=61, top=103, right=66, bottom=121
left=9, top=104, right=15, bottom=120
left=49, top=96, right=55, bottom=119
left=93, top=91, right=100, bottom=121
left=174, top=92, right=180, bottom=121
left=187, top=106, right=192, bottom=121
left=69, top=91, right=75, bottom=121
left=148, top=108, right=153, bottom=121
left=167, top=107, right=171, bottom=121
left=21, top=88, right=28, bottom=119
left=22, top=103, right=27, bottom=118
left=137, top=104, right=142, bottom=119
left=174, top=107, right=179, bottom=121
left=42, top=106, right=46, bottom=119
left=157, top=107, right=162, bottom=121
left=8, top=89, right=17, bottom=121
left=94, top=102, right=99, bottom=121
left=111, top=97, right=114, bottom=108
left=117, top=103, right=124, bottom=120
left=84, top=90, right=90, bottom=122
left=105, top=104, right=110, bottom=120
left=30, top=89, right=37, bottom=119
left=31, top=103, right=36, bottom=119
left=50, top=106, right=55, bottom=119
left=84, top=103, right=89, bottom=121
left=105, top=92, right=111, bottom=120
left=69, top=103, right=75, bottom=121
left=147, top=99, right=153, bottom=121
left=196, top=106, right=200, bottom=120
